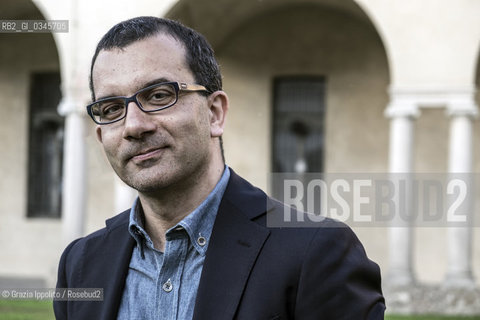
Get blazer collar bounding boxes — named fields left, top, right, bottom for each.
left=220, top=169, right=276, bottom=219
left=193, top=169, right=271, bottom=319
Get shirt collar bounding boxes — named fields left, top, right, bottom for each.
left=129, top=198, right=153, bottom=256
left=128, top=166, right=230, bottom=257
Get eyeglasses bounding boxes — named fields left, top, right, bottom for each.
left=86, top=81, right=209, bottom=125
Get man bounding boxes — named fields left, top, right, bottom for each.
left=54, top=16, right=385, bottom=319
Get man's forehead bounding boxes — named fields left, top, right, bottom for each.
left=92, top=33, right=191, bottom=96
left=95, top=33, right=187, bottom=68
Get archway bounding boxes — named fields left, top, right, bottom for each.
left=0, top=0, right=62, bottom=287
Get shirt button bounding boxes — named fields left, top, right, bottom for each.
left=162, top=279, right=173, bottom=292
left=197, top=236, right=207, bottom=246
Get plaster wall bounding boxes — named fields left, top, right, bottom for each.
left=356, top=0, right=480, bottom=87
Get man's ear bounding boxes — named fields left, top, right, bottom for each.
left=96, top=126, right=104, bottom=143
left=208, top=91, right=229, bottom=137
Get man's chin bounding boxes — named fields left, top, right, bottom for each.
left=119, top=171, right=173, bottom=194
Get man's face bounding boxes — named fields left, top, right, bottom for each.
left=92, top=33, right=214, bottom=194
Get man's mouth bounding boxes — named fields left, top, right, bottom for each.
left=130, top=147, right=166, bottom=163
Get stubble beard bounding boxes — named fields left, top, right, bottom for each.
left=111, top=148, right=211, bottom=197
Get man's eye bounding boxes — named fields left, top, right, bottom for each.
left=100, top=103, right=124, bottom=118
left=146, top=89, right=174, bottom=105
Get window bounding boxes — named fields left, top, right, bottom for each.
left=27, top=72, right=63, bottom=218
left=272, top=77, right=326, bottom=173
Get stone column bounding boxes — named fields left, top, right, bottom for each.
left=59, top=96, right=87, bottom=245
left=114, top=177, right=137, bottom=213
left=384, top=99, right=419, bottom=286
left=444, top=99, right=478, bottom=287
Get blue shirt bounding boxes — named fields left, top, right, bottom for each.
left=117, top=167, right=230, bottom=320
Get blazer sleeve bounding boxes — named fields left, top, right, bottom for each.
left=53, top=238, right=81, bottom=319
left=294, top=225, right=385, bottom=319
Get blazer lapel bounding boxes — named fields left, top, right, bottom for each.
left=193, top=171, right=271, bottom=319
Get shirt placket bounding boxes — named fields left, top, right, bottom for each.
left=155, top=229, right=188, bottom=320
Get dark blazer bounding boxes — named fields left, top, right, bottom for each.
left=54, top=170, right=385, bottom=319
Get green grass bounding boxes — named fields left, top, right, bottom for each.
left=386, top=315, right=480, bottom=320
left=0, top=300, right=54, bottom=320
left=0, top=300, right=479, bottom=320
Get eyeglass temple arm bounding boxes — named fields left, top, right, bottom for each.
left=179, top=82, right=209, bottom=92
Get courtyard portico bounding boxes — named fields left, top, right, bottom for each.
left=0, top=0, right=479, bottom=314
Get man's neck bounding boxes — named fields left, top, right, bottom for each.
left=138, top=162, right=225, bottom=251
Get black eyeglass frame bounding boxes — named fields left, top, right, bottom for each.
left=86, top=81, right=209, bottom=125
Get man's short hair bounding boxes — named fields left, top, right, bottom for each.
left=89, top=16, right=222, bottom=101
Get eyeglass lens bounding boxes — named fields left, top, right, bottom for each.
left=91, top=83, right=177, bottom=123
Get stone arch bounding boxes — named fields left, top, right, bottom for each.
left=0, top=0, right=62, bottom=286
left=166, top=0, right=391, bottom=179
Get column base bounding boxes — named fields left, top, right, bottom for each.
left=444, top=271, right=476, bottom=288
left=384, top=283, right=480, bottom=315
left=385, top=269, right=416, bottom=287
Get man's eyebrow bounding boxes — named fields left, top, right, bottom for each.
left=141, top=77, right=172, bottom=88
left=95, top=77, right=173, bottom=101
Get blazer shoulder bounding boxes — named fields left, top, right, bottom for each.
left=59, top=210, right=130, bottom=273
left=263, top=196, right=352, bottom=234
left=294, top=223, right=385, bottom=319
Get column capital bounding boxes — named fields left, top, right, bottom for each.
left=384, top=98, right=421, bottom=119
left=385, top=85, right=478, bottom=118
left=57, top=95, right=88, bottom=117
left=445, top=97, right=478, bottom=118
left=58, top=79, right=90, bottom=117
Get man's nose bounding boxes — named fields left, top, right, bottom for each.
left=122, top=101, right=157, bottom=139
